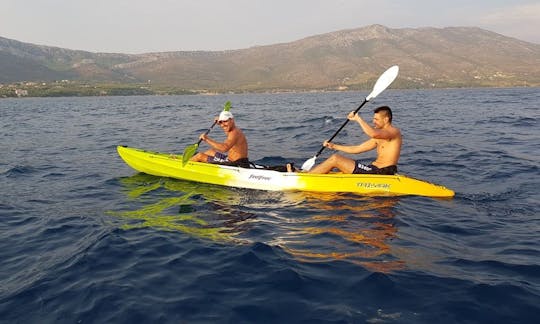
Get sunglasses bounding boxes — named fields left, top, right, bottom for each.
left=218, top=119, right=230, bottom=124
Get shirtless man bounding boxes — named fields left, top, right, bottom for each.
left=308, top=106, right=401, bottom=174
left=190, top=110, right=250, bottom=168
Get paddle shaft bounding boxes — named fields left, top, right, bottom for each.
left=197, top=121, right=218, bottom=145
left=314, top=98, right=368, bottom=157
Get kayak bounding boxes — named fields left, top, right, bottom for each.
left=117, top=146, right=455, bottom=198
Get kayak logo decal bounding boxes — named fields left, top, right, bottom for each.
left=249, top=174, right=272, bottom=181
left=356, top=182, right=391, bottom=190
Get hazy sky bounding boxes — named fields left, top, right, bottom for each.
left=1, top=0, right=539, bottom=54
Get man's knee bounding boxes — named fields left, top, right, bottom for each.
left=190, top=152, right=205, bottom=161
left=328, top=153, right=342, bottom=163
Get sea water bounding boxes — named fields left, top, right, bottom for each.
left=1, top=88, right=539, bottom=323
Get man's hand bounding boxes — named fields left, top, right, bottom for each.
left=347, top=111, right=360, bottom=121
left=323, top=140, right=335, bottom=150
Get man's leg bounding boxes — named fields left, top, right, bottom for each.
left=308, top=154, right=355, bottom=174
left=190, top=149, right=217, bottom=162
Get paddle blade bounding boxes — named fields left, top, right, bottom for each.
left=366, top=65, right=399, bottom=101
left=182, top=143, right=199, bottom=166
left=301, top=156, right=317, bottom=171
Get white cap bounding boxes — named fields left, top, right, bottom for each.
left=218, top=111, right=234, bottom=121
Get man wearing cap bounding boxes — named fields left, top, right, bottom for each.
left=189, top=110, right=250, bottom=168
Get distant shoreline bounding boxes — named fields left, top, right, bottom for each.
left=2, top=80, right=538, bottom=99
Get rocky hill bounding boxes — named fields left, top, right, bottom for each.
left=1, top=25, right=540, bottom=90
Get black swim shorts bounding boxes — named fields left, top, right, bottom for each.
left=352, top=162, right=397, bottom=175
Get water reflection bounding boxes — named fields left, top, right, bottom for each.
left=109, top=173, right=254, bottom=243
left=275, top=192, right=404, bottom=272
left=113, top=174, right=405, bottom=272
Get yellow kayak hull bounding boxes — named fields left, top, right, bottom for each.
left=117, top=146, right=455, bottom=198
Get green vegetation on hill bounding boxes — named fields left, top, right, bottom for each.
left=0, top=81, right=197, bottom=98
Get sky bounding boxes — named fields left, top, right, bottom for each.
left=1, top=0, right=539, bottom=54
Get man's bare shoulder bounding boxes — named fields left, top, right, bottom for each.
left=228, top=127, right=245, bottom=137
left=377, top=124, right=400, bottom=140
left=388, top=124, right=401, bottom=135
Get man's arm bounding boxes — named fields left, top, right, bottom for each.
left=325, top=139, right=377, bottom=154
left=201, top=131, right=238, bottom=152
left=349, top=112, right=399, bottom=140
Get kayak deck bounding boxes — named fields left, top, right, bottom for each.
left=117, top=146, right=455, bottom=198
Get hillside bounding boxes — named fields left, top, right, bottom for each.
left=1, top=25, right=540, bottom=91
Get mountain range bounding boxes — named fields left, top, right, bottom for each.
left=1, top=24, right=540, bottom=91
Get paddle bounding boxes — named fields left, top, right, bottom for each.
left=301, top=65, right=399, bottom=171
left=182, top=101, right=232, bottom=166
left=181, top=121, right=217, bottom=166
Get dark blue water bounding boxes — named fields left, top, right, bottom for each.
left=1, top=88, right=539, bottom=323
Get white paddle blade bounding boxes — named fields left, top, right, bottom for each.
left=301, top=156, right=317, bottom=171
left=366, top=65, right=399, bottom=101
